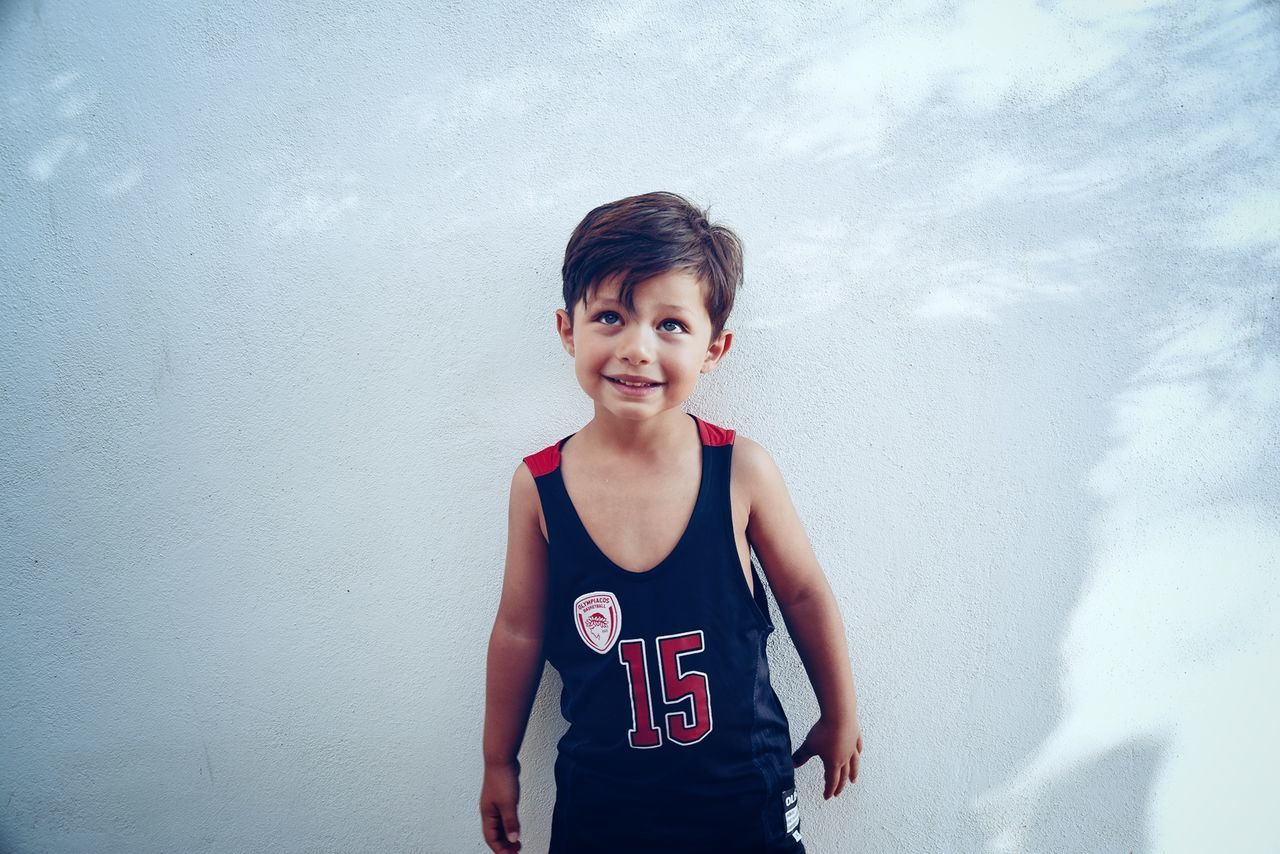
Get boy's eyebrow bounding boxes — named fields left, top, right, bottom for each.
left=590, top=297, right=692, bottom=312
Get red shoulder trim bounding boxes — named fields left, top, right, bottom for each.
left=695, top=416, right=735, bottom=447
left=522, top=442, right=562, bottom=477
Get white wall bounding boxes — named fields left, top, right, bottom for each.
left=2, top=1, right=1277, bottom=852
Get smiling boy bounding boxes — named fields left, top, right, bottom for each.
left=481, top=192, right=863, bottom=853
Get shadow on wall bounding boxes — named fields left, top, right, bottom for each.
left=988, top=285, right=1280, bottom=852
left=998, top=734, right=1164, bottom=854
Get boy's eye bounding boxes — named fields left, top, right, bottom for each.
left=593, top=311, right=685, bottom=333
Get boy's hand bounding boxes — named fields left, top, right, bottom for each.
left=792, top=711, right=863, bottom=800
left=480, top=760, right=522, bottom=853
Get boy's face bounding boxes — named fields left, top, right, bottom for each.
left=555, top=270, right=732, bottom=423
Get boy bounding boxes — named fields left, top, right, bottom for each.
left=481, top=192, right=863, bottom=853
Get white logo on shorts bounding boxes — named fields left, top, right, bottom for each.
left=782, top=787, right=800, bottom=834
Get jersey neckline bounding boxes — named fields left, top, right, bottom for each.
left=555, top=412, right=710, bottom=580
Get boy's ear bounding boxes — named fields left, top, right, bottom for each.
left=555, top=308, right=575, bottom=357
left=700, top=329, right=733, bottom=374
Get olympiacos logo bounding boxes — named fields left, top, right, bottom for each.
left=574, top=591, right=621, bottom=654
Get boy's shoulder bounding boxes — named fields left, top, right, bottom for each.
left=725, top=433, right=791, bottom=520
left=696, top=420, right=779, bottom=495
left=521, top=441, right=562, bottom=478
left=695, top=416, right=735, bottom=448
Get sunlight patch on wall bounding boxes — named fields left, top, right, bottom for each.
left=98, top=169, right=142, bottom=197
left=916, top=260, right=1080, bottom=323
left=755, top=0, right=1151, bottom=161
left=1201, top=187, right=1280, bottom=255
left=27, top=134, right=87, bottom=181
left=258, top=171, right=362, bottom=237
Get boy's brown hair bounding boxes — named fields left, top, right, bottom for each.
left=561, top=191, right=744, bottom=341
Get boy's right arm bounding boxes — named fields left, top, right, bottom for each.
left=480, top=461, right=549, bottom=854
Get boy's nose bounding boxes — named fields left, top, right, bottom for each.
left=616, top=326, right=655, bottom=363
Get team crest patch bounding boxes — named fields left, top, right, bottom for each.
left=574, top=591, right=621, bottom=654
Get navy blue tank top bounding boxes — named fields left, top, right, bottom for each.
left=523, top=412, right=800, bottom=851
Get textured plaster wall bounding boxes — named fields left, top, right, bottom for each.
left=2, top=1, right=1277, bottom=852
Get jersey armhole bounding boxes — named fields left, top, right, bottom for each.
left=728, top=438, right=774, bottom=632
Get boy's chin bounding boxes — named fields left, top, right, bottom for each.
left=594, top=399, right=695, bottom=422
left=598, top=400, right=658, bottom=416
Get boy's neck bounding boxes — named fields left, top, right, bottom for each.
left=576, top=408, right=695, bottom=462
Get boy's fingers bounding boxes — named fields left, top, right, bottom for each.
left=834, top=763, right=849, bottom=798
left=792, top=742, right=814, bottom=768
left=482, top=803, right=519, bottom=853
left=823, top=759, right=838, bottom=800
left=499, top=803, right=521, bottom=848
left=481, top=809, right=505, bottom=852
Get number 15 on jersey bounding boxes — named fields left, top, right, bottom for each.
left=617, top=630, right=714, bottom=748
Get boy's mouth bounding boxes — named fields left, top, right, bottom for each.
left=606, top=375, right=663, bottom=388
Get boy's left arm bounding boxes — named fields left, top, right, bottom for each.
left=737, top=436, right=864, bottom=800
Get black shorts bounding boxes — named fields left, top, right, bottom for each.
left=548, top=833, right=805, bottom=854
left=549, top=760, right=806, bottom=854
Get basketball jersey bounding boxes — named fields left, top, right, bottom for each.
left=522, top=412, right=803, bottom=853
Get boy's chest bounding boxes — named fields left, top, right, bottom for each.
left=543, top=463, right=754, bottom=591
left=576, top=473, right=693, bottom=568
